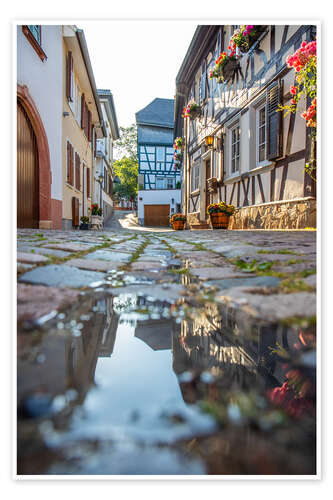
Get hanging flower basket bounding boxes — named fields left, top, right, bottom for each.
left=209, top=52, right=240, bottom=84
left=229, top=25, right=267, bottom=54
left=173, top=137, right=184, bottom=150
left=174, top=151, right=183, bottom=170
left=182, top=100, right=201, bottom=120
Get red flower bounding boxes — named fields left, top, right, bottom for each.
left=290, top=85, right=297, bottom=95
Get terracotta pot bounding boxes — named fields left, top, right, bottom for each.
left=172, top=220, right=185, bottom=230
left=210, top=212, right=230, bottom=229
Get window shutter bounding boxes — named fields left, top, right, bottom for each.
left=66, top=141, right=71, bottom=182
left=87, top=168, right=90, bottom=198
left=266, top=80, right=282, bottom=160
left=81, top=94, right=85, bottom=129
left=87, top=110, right=92, bottom=142
left=94, top=128, right=97, bottom=158
left=66, top=52, right=73, bottom=102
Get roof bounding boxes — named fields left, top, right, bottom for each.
left=97, top=89, right=120, bottom=140
left=135, top=98, right=174, bottom=128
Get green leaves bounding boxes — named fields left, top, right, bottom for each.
left=234, top=258, right=273, bottom=273
left=113, top=157, right=138, bottom=201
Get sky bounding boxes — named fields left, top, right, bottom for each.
left=79, top=21, right=197, bottom=129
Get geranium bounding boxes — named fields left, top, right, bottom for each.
left=209, top=50, right=238, bottom=83
left=170, top=213, right=186, bottom=223
left=173, top=137, right=183, bottom=149
left=278, top=39, right=317, bottom=131
left=182, top=100, right=200, bottom=119
left=229, top=25, right=266, bottom=53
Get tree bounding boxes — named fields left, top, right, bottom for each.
left=114, top=124, right=138, bottom=161
left=113, top=157, right=138, bottom=201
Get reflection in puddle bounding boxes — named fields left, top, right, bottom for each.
left=17, top=292, right=316, bottom=475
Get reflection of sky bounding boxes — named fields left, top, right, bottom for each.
left=67, top=321, right=215, bottom=445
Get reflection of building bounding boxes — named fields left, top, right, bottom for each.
left=135, top=319, right=173, bottom=351
left=172, top=302, right=300, bottom=404
left=97, top=297, right=119, bottom=357
left=136, top=98, right=181, bottom=226
left=17, top=297, right=119, bottom=406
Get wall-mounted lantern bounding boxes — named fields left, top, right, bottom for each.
left=205, top=135, right=214, bottom=149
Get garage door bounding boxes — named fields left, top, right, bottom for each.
left=144, top=204, right=170, bottom=226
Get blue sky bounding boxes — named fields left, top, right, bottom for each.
left=80, top=21, right=197, bottom=128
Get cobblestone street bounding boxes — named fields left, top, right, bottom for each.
left=17, top=223, right=317, bottom=475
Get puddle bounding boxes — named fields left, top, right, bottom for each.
left=17, top=288, right=316, bottom=476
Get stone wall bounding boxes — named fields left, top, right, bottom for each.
left=228, top=198, right=316, bottom=230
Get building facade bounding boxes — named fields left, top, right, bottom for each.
left=94, top=89, right=120, bottom=224
left=174, top=25, right=316, bottom=229
left=136, top=98, right=181, bottom=226
left=62, top=26, right=106, bottom=230
left=17, top=25, right=63, bottom=229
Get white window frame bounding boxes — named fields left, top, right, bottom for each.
left=166, top=177, right=174, bottom=190
left=230, top=123, right=240, bottom=174
left=156, top=176, right=165, bottom=189
left=191, top=162, right=200, bottom=192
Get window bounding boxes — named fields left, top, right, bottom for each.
left=166, top=178, right=174, bottom=189
left=87, top=168, right=91, bottom=198
left=66, top=140, right=74, bottom=186
left=191, top=162, right=200, bottom=192
left=27, top=26, right=41, bottom=45
left=156, top=177, right=165, bottom=189
left=75, top=152, right=81, bottom=191
left=156, top=147, right=165, bottom=162
left=257, top=103, right=266, bottom=165
left=22, top=25, right=46, bottom=61
left=230, top=125, right=240, bottom=173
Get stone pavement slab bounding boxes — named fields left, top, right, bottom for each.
left=17, top=252, right=50, bottom=264
left=44, top=242, right=98, bottom=252
left=17, top=283, right=80, bottom=323
left=17, top=245, right=72, bottom=258
left=18, top=264, right=106, bottom=288
left=84, top=250, right=131, bottom=262
left=204, top=275, right=281, bottom=291
left=190, top=267, right=249, bottom=280
left=215, top=287, right=316, bottom=321
left=63, top=258, right=120, bottom=272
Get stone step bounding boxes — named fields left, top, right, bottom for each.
left=189, top=223, right=211, bottom=230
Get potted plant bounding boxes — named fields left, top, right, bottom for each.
left=209, top=50, right=239, bottom=84
left=229, top=25, right=267, bottom=54
left=91, top=203, right=103, bottom=228
left=182, top=100, right=201, bottom=120
left=174, top=151, right=183, bottom=169
left=173, top=137, right=184, bottom=150
left=170, top=213, right=186, bottom=230
left=207, top=202, right=236, bottom=229
left=80, top=216, right=90, bottom=230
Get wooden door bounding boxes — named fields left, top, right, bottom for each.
left=205, top=159, right=211, bottom=210
left=17, top=101, right=39, bottom=228
left=144, top=204, right=170, bottom=226
left=72, top=197, right=79, bottom=227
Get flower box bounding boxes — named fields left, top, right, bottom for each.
left=172, top=220, right=185, bottom=230
left=229, top=25, right=267, bottom=54
left=210, top=213, right=230, bottom=229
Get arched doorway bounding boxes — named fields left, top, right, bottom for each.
left=17, top=85, right=52, bottom=229
left=17, top=100, right=39, bottom=228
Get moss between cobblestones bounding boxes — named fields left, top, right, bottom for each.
left=17, top=234, right=138, bottom=274
left=119, top=237, right=151, bottom=270
left=278, top=278, right=315, bottom=294
left=257, top=249, right=303, bottom=256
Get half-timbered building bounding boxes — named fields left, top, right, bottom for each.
left=136, top=98, right=181, bottom=226
left=174, top=25, right=317, bottom=229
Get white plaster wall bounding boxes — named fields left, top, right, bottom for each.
left=138, top=190, right=181, bottom=220
left=17, top=25, right=63, bottom=201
